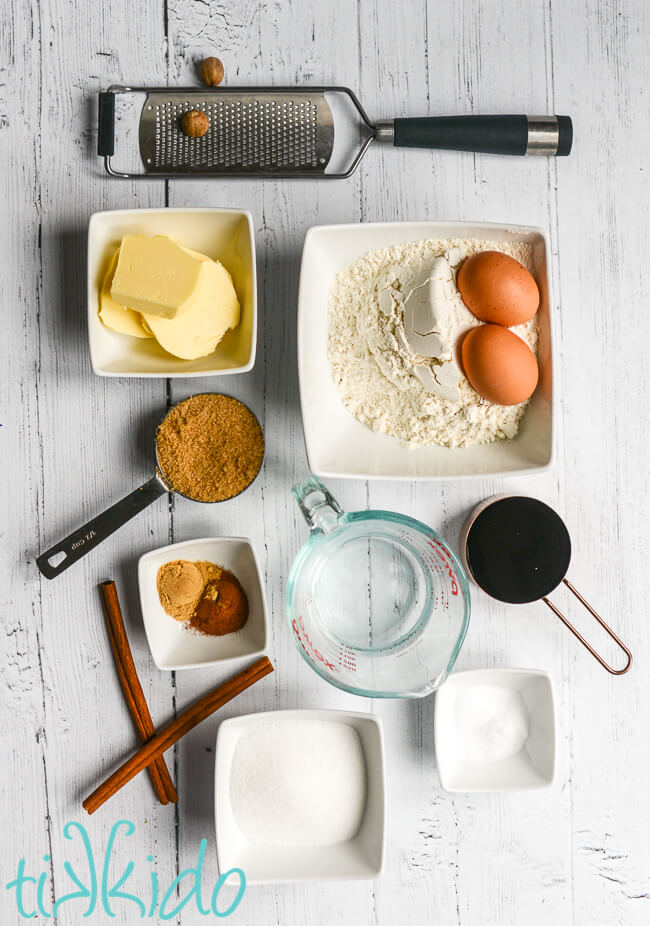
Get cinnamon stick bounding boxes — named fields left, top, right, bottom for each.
left=99, top=581, right=177, bottom=806
left=83, top=655, right=273, bottom=815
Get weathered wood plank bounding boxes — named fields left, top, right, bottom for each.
left=550, top=1, right=650, bottom=923
left=164, top=1, right=372, bottom=921
left=22, top=0, right=176, bottom=918
left=358, top=1, right=573, bottom=923
left=0, top=1, right=52, bottom=913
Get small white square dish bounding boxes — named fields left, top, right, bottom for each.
left=138, top=537, right=267, bottom=671
left=298, top=220, right=554, bottom=480
left=215, top=709, right=386, bottom=884
left=88, top=208, right=256, bottom=377
left=434, top=668, right=556, bottom=792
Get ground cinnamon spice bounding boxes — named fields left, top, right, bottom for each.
left=156, top=393, right=264, bottom=503
left=191, top=570, right=249, bottom=636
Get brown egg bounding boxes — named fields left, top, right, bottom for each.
left=461, top=324, right=539, bottom=405
left=457, top=251, right=539, bottom=326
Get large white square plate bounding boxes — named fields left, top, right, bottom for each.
left=298, top=221, right=554, bottom=480
left=88, top=208, right=256, bottom=377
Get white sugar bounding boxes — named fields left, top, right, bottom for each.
left=229, top=718, right=367, bottom=847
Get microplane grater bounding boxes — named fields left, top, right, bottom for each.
left=139, top=90, right=334, bottom=175
left=98, top=85, right=573, bottom=179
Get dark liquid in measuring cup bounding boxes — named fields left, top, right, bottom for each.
left=465, top=496, right=571, bottom=604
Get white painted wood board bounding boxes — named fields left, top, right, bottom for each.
left=0, top=0, right=648, bottom=922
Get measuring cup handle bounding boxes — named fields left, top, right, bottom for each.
left=292, top=476, right=343, bottom=534
left=542, top=578, right=633, bottom=675
left=36, top=476, right=168, bottom=580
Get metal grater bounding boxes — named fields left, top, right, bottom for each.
left=139, top=90, right=334, bottom=175
left=98, top=85, right=573, bottom=179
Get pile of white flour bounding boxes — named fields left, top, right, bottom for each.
left=328, top=238, right=538, bottom=448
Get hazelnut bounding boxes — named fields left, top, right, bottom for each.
left=200, top=56, right=224, bottom=87
left=181, top=109, right=209, bottom=138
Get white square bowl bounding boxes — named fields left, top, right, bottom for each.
left=215, top=709, right=386, bottom=884
left=138, top=537, right=268, bottom=671
left=88, top=208, right=256, bottom=377
left=434, top=668, right=556, bottom=792
left=298, top=220, right=554, bottom=480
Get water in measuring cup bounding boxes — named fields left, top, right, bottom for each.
left=310, top=526, right=431, bottom=652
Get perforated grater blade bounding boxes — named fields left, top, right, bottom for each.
left=136, top=89, right=335, bottom=175
left=99, top=85, right=377, bottom=179
left=139, top=89, right=334, bottom=175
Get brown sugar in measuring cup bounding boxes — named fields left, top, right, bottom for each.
left=36, top=392, right=264, bottom=580
left=156, top=394, right=264, bottom=503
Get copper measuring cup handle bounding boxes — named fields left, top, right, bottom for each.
left=542, top=578, right=632, bottom=675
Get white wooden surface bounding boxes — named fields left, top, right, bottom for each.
left=1, top=0, right=648, bottom=922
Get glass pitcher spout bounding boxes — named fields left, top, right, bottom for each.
left=292, top=476, right=343, bottom=534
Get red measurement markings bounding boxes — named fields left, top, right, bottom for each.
left=292, top=616, right=337, bottom=672
left=427, top=539, right=459, bottom=596
left=341, top=648, right=357, bottom=671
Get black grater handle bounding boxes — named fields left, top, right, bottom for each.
left=388, top=114, right=572, bottom=156
left=97, top=92, right=115, bottom=157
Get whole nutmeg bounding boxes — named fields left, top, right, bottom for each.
left=181, top=109, right=209, bottom=138
left=200, top=56, right=224, bottom=87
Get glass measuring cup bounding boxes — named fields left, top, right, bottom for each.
left=36, top=393, right=263, bottom=580
left=286, top=477, right=471, bottom=698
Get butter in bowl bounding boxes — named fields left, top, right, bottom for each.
left=100, top=234, right=240, bottom=360
left=88, top=208, right=256, bottom=377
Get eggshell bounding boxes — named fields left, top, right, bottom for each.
left=457, top=251, right=539, bottom=326
left=461, top=324, right=539, bottom=405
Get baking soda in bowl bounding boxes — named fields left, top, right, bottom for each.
left=455, top=685, right=529, bottom=763
left=229, top=718, right=367, bottom=847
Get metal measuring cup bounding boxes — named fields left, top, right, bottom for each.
left=460, top=495, right=632, bottom=675
left=36, top=393, right=264, bottom=580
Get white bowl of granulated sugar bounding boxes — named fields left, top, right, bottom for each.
left=214, top=709, right=386, bottom=884
left=298, top=220, right=555, bottom=480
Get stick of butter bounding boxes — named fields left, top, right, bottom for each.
left=141, top=255, right=240, bottom=360
left=110, top=235, right=206, bottom=319
left=99, top=248, right=153, bottom=339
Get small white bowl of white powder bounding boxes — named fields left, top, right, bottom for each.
left=215, top=709, right=385, bottom=883
left=434, top=668, right=556, bottom=791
